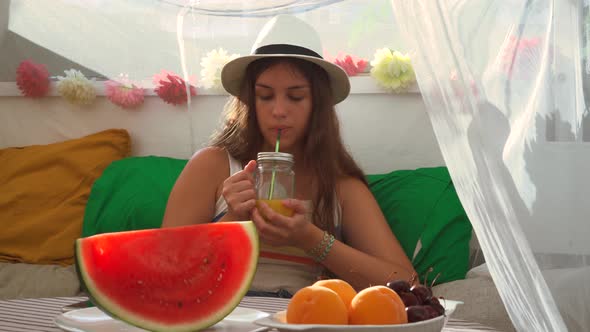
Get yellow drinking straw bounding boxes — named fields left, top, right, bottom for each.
left=267, top=129, right=281, bottom=200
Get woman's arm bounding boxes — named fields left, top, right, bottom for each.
left=319, top=177, right=416, bottom=290
left=161, top=147, right=229, bottom=227
left=252, top=177, right=416, bottom=290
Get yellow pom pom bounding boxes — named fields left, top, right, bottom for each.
left=56, top=69, right=96, bottom=105
left=370, top=48, right=416, bottom=93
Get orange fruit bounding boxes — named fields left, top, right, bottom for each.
left=286, top=285, right=348, bottom=325
left=349, top=285, right=408, bottom=325
left=313, top=279, right=357, bottom=310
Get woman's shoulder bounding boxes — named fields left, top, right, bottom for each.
left=186, top=146, right=231, bottom=177
left=336, top=175, right=368, bottom=190
left=190, top=146, right=228, bottom=163
left=191, top=146, right=227, bottom=160
left=336, top=176, right=370, bottom=201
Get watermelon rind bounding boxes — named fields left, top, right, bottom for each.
left=75, top=221, right=259, bottom=332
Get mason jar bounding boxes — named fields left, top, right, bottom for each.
left=255, top=152, right=295, bottom=216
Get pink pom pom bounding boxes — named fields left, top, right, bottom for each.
left=334, top=55, right=368, bottom=76
left=325, top=52, right=368, bottom=77
left=16, top=60, right=50, bottom=97
left=105, top=80, right=145, bottom=109
left=153, top=72, right=197, bottom=106
left=501, top=36, right=542, bottom=77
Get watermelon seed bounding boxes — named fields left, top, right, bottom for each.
left=197, top=298, right=201, bottom=304
left=203, top=258, right=209, bottom=264
left=208, top=290, right=213, bottom=295
left=217, top=273, right=223, bottom=281
left=177, top=302, right=183, bottom=308
left=137, top=280, right=143, bottom=285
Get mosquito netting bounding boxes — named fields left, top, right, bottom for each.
left=391, top=1, right=590, bottom=331
left=3, top=0, right=589, bottom=331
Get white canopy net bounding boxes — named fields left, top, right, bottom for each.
left=391, top=1, right=590, bottom=331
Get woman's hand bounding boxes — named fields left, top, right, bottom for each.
left=220, top=160, right=257, bottom=221
left=252, top=199, right=320, bottom=249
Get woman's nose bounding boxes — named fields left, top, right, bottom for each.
left=271, top=97, right=288, bottom=117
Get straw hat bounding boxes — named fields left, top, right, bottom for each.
left=221, top=14, right=350, bottom=104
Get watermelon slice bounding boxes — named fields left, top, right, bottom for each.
left=75, top=221, right=259, bottom=332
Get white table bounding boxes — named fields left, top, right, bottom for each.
left=0, top=296, right=503, bottom=331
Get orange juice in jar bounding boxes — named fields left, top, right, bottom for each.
left=256, top=199, right=295, bottom=217
left=255, top=152, right=295, bottom=218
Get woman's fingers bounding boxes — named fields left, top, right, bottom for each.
left=256, top=201, right=286, bottom=224
left=236, top=199, right=257, bottom=215
left=282, top=199, right=307, bottom=215
left=224, top=186, right=256, bottom=206
left=256, top=200, right=271, bottom=217
left=243, top=160, right=257, bottom=173
left=224, top=191, right=256, bottom=219
left=229, top=161, right=256, bottom=186
left=252, top=207, right=289, bottom=240
left=223, top=179, right=255, bottom=194
left=224, top=172, right=254, bottom=189
left=222, top=171, right=256, bottom=218
left=224, top=160, right=256, bottom=186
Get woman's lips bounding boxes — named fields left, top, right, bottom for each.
left=272, top=127, right=290, bottom=134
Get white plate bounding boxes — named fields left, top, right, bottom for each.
left=253, top=300, right=462, bottom=332
left=54, top=306, right=270, bottom=332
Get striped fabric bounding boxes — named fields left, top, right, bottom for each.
left=0, top=296, right=502, bottom=331
left=259, top=244, right=317, bottom=266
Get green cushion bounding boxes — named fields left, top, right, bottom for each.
left=82, top=156, right=188, bottom=237
left=366, top=167, right=472, bottom=285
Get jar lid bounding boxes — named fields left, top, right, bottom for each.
left=257, top=152, right=294, bottom=164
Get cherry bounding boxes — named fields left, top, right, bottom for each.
left=399, top=291, right=420, bottom=307
left=410, top=285, right=432, bottom=304
left=424, top=296, right=440, bottom=306
left=386, top=279, right=411, bottom=294
left=406, top=305, right=429, bottom=322
left=431, top=302, right=445, bottom=316
left=423, top=305, right=441, bottom=319
left=386, top=269, right=446, bottom=323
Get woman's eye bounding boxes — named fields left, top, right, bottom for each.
left=289, top=95, right=304, bottom=101
left=257, top=95, right=273, bottom=101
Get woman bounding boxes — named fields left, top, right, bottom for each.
left=162, top=15, right=415, bottom=296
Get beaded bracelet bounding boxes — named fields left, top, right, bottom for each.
left=307, top=231, right=335, bottom=262
left=307, top=231, right=330, bottom=259
left=317, top=234, right=335, bottom=262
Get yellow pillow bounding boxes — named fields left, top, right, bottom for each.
left=0, top=129, right=131, bottom=266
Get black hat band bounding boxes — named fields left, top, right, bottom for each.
left=254, top=44, right=323, bottom=59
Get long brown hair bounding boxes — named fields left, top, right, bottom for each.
left=211, top=57, right=366, bottom=233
